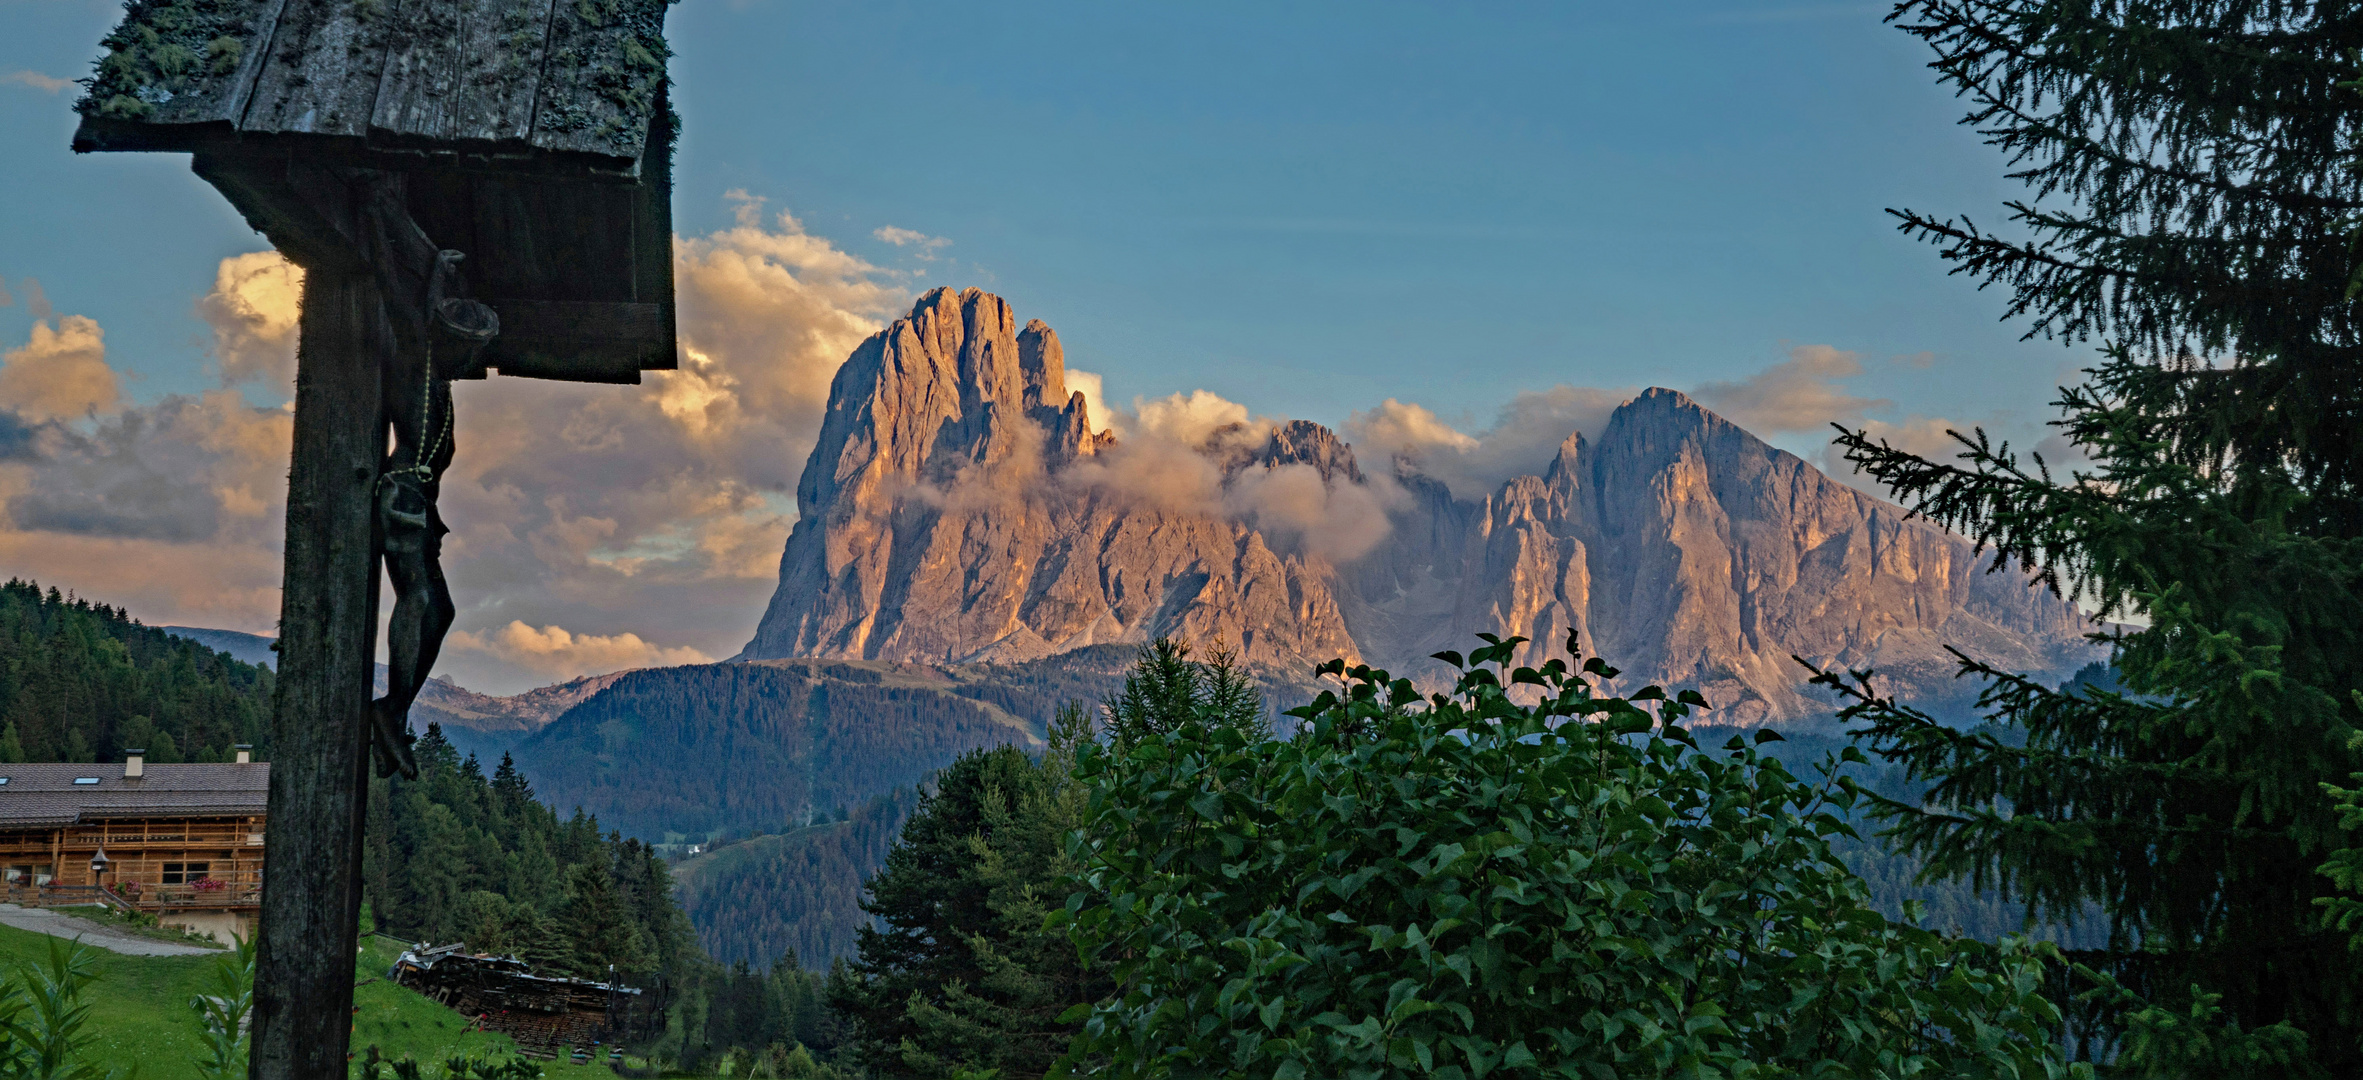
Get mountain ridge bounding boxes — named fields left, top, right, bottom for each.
left=742, top=288, right=2101, bottom=722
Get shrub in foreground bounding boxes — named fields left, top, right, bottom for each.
left=1060, top=634, right=2082, bottom=1079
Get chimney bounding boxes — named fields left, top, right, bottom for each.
left=235, top=744, right=252, bottom=765
left=122, top=749, right=144, bottom=779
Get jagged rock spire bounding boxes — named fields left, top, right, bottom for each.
left=750, top=293, right=2100, bottom=720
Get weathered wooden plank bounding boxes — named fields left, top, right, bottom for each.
left=370, top=0, right=556, bottom=145
left=240, top=0, right=396, bottom=137
left=626, top=78, right=676, bottom=367
left=72, top=0, right=288, bottom=134
left=193, top=150, right=370, bottom=272
left=467, top=169, right=640, bottom=300
left=528, top=0, right=666, bottom=161
left=483, top=300, right=660, bottom=382
left=249, top=264, right=384, bottom=1080
left=489, top=299, right=662, bottom=340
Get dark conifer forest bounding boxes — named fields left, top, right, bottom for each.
left=511, top=662, right=1038, bottom=843
left=671, top=789, right=920, bottom=968
left=0, top=578, right=273, bottom=763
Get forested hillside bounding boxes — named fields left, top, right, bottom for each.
left=0, top=579, right=274, bottom=763
left=512, top=663, right=1025, bottom=844
left=671, top=789, right=921, bottom=968
left=363, top=725, right=691, bottom=980
left=510, top=647, right=1311, bottom=844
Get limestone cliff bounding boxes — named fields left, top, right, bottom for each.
left=742, top=290, right=2100, bottom=721
left=739, top=288, right=1359, bottom=670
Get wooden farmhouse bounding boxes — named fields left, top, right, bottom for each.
left=0, top=749, right=267, bottom=942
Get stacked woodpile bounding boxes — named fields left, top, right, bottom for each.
left=390, top=944, right=641, bottom=1059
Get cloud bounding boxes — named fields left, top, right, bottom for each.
left=1691, top=344, right=1890, bottom=434
left=420, top=195, right=907, bottom=690
left=445, top=621, right=712, bottom=681
left=0, top=367, right=292, bottom=634
left=196, top=252, right=303, bottom=387
left=1066, top=368, right=1112, bottom=434
left=1060, top=386, right=1402, bottom=562
left=19, top=280, right=52, bottom=320
left=6, top=390, right=290, bottom=543
left=0, top=198, right=905, bottom=694
left=0, top=280, right=13, bottom=307
left=873, top=226, right=951, bottom=259
left=1346, top=385, right=1631, bottom=501
left=1061, top=431, right=1226, bottom=516
left=1132, top=389, right=1253, bottom=449
left=1062, top=387, right=1273, bottom=516
left=0, top=315, right=119, bottom=421
left=1226, top=463, right=1400, bottom=563
left=2, top=71, right=71, bottom=93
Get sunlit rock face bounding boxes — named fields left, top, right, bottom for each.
left=743, top=290, right=2099, bottom=722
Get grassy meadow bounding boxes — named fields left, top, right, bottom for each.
left=0, top=920, right=629, bottom=1078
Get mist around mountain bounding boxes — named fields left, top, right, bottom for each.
left=742, top=287, right=2103, bottom=724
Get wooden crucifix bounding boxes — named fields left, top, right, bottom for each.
left=70, top=0, right=676, bottom=1073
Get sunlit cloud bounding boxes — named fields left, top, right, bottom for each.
left=873, top=225, right=951, bottom=260
left=445, top=621, right=712, bottom=682
left=1692, top=344, right=1891, bottom=434
left=2, top=71, right=71, bottom=94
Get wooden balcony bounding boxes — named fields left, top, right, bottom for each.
left=124, top=884, right=263, bottom=912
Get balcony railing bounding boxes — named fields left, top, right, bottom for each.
left=0, top=883, right=107, bottom=908
left=105, top=882, right=262, bottom=911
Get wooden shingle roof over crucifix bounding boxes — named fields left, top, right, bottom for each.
left=73, top=0, right=677, bottom=382
left=69, top=0, right=680, bottom=1075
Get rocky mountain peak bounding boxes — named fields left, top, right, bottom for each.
left=750, top=294, right=2101, bottom=719
left=1255, top=420, right=1364, bottom=484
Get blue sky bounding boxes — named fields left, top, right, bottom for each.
left=3, top=0, right=2075, bottom=431
left=0, top=0, right=2095, bottom=690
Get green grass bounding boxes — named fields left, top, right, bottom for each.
left=0, top=920, right=626, bottom=1078
left=0, top=916, right=217, bottom=1075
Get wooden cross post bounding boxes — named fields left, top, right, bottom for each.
left=70, top=0, right=676, bottom=1073
left=260, top=255, right=386, bottom=1077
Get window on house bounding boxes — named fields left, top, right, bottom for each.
left=162, top=862, right=210, bottom=885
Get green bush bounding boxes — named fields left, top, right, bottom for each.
left=0, top=938, right=130, bottom=1079
left=188, top=934, right=253, bottom=1080
left=1059, top=633, right=2082, bottom=1079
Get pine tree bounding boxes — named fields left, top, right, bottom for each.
left=491, top=752, right=532, bottom=809
left=829, top=708, right=1105, bottom=1079
left=1101, top=637, right=1268, bottom=747
left=1822, top=3, right=2363, bottom=1073
left=833, top=641, right=1267, bottom=1079
left=558, top=860, right=647, bottom=979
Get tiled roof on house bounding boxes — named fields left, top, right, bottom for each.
left=0, top=763, right=269, bottom=828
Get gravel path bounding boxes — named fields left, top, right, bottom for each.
left=0, top=903, right=218, bottom=957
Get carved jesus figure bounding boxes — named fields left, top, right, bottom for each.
left=361, top=180, right=497, bottom=778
